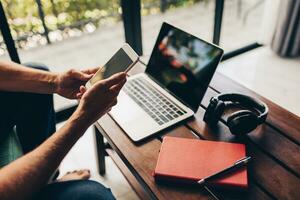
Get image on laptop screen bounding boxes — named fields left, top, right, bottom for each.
left=146, top=22, right=223, bottom=111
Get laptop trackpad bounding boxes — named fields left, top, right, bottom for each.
left=109, top=91, right=159, bottom=141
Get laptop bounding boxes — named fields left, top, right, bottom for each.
left=110, top=22, right=223, bottom=142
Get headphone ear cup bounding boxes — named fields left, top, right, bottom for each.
left=203, top=98, right=218, bottom=124
left=209, top=101, right=225, bottom=125
left=227, top=110, right=258, bottom=135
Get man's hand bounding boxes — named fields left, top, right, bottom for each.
left=55, top=68, right=99, bottom=99
left=73, top=72, right=127, bottom=127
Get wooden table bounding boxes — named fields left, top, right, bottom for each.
left=95, top=63, right=300, bottom=200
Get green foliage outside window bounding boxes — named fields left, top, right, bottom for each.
left=0, top=0, right=205, bottom=51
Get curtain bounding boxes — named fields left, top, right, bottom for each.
left=271, top=0, right=300, bottom=57
left=259, top=0, right=280, bottom=44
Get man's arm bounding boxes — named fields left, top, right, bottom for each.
left=0, top=61, right=98, bottom=99
left=0, top=61, right=59, bottom=94
left=0, top=72, right=126, bottom=200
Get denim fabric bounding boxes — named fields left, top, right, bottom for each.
left=36, top=180, right=116, bottom=200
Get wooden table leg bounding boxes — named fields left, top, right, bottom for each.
left=94, top=126, right=106, bottom=175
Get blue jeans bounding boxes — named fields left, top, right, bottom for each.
left=36, top=180, right=115, bottom=200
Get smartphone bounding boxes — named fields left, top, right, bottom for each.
left=86, top=43, right=139, bottom=88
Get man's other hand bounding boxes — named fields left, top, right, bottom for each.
left=74, top=72, right=126, bottom=126
left=55, top=68, right=99, bottom=99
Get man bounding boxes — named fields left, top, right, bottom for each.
left=0, top=60, right=127, bottom=200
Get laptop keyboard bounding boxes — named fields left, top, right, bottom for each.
left=122, top=76, right=187, bottom=125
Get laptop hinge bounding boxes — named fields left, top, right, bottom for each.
left=145, top=73, right=196, bottom=112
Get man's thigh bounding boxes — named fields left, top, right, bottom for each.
left=36, top=180, right=116, bottom=200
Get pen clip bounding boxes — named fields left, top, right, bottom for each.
left=234, top=156, right=251, bottom=165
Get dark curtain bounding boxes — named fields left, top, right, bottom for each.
left=271, top=0, right=300, bottom=57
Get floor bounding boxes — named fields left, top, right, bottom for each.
left=1, top=1, right=299, bottom=199
left=56, top=123, right=140, bottom=200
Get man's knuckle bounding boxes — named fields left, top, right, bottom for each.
left=112, top=90, right=119, bottom=96
left=95, top=82, right=107, bottom=91
left=101, top=81, right=108, bottom=88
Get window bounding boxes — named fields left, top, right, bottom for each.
left=220, top=0, right=265, bottom=51
left=141, top=0, right=215, bottom=56
left=0, top=32, right=11, bottom=61
left=1, top=0, right=264, bottom=117
left=1, top=0, right=125, bottom=111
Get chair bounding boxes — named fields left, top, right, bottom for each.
left=0, top=127, right=23, bottom=168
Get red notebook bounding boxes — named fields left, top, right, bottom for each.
left=154, top=136, right=248, bottom=189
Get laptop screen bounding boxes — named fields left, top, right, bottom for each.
left=146, top=22, right=223, bottom=111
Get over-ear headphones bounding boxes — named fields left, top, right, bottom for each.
left=203, top=93, right=268, bottom=136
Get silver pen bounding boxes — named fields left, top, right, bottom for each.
left=198, top=156, right=251, bottom=186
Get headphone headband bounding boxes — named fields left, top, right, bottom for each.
left=215, top=93, right=268, bottom=124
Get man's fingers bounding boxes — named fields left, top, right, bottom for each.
left=82, top=67, right=100, bottom=75
left=106, top=98, right=118, bottom=109
left=71, top=69, right=93, bottom=81
left=80, top=85, right=87, bottom=93
left=76, top=93, right=83, bottom=99
left=76, top=86, right=87, bottom=99
left=101, top=72, right=126, bottom=88
left=110, top=78, right=126, bottom=94
left=111, top=98, right=118, bottom=106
